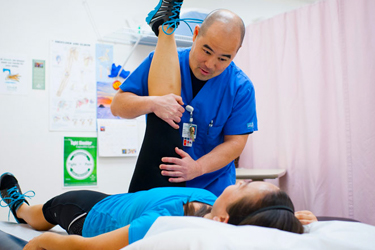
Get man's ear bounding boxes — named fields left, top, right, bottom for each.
left=213, top=215, right=229, bottom=223
left=236, top=44, right=242, bottom=53
left=192, top=26, right=200, bottom=42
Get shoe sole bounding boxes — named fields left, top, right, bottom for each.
left=146, top=0, right=164, bottom=24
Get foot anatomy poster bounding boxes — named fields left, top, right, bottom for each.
left=0, top=54, right=29, bottom=95
left=49, top=40, right=96, bottom=131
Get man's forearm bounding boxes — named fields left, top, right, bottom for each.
left=197, top=134, right=249, bottom=175
left=111, top=90, right=155, bottom=118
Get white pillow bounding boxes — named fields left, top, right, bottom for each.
left=124, top=216, right=375, bottom=250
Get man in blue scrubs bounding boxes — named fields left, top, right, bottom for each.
left=111, top=2, right=258, bottom=196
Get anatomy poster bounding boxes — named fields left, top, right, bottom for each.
left=49, top=40, right=96, bottom=131
left=96, top=43, right=120, bottom=119
left=0, top=55, right=29, bottom=95
left=64, top=137, right=97, bottom=187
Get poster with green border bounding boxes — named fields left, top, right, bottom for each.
left=64, top=137, right=97, bottom=186
left=32, top=59, right=45, bottom=90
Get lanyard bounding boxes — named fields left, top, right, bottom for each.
left=186, top=105, right=194, bottom=124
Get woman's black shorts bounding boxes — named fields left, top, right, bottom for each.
left=42, top=190, right=109, bottom=235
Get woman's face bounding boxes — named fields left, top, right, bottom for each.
left=209, top=181, right=280, bottom=219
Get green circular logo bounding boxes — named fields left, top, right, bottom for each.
left=66, top=149, right=94, bottom=180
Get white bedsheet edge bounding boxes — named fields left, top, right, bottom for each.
left=124, top=216, right=375, bottom=250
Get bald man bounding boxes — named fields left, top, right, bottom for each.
left=112, top=2, right=258, bottom=196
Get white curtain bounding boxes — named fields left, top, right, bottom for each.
left=235, top=0, right=375, bottom=225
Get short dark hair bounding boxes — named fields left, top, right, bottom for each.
left=227, top=190, right=304, bottom=234
left=199, top=9, right=245, bottom=47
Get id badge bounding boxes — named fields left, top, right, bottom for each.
left=183, top=138, right=193, bottom=147
left=182, top=123, right=197, bottom=147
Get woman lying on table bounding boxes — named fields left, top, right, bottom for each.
left=0, top=172, right=316, bottom=250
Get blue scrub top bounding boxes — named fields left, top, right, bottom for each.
left=82, top=187, right=216, bottom=244
left=120, top=48, right=258, bottom=196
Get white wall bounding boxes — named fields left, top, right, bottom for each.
left=0, top=0, right=318, bottom=222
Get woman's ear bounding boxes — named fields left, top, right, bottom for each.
left=213, top=215, right=229, bottom=223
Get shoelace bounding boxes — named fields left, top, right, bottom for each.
left=162, top=18, right=203, bottom=35
left=161, top=1, right=203, bottom=35
left=0, top=186, right=35, bottom=221
left=169, top=1, right=183, bottom=20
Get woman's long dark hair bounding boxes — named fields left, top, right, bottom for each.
left=227, top=190, right=304, bottom=234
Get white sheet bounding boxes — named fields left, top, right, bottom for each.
left=0, top=221, right=66, bottom=242
left=124, top=216, right=375, bottom=250
left=2, top=218, right=374, bottom=249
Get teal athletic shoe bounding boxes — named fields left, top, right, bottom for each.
left=146, top=0, right=184, bottom=36
left=146, top=0, right=202, bottom=36
left=0, top=172, right=35, bottom=223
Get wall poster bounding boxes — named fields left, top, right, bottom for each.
left=64, top=137, right=97, bottom=187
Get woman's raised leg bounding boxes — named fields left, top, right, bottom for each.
left=128, top=2, right=185, bottom=192
left=148, top=27, right=181, bottom=96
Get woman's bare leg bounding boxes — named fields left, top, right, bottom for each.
left=16, top=203, right=55, bottom=231
left=128, top=2, right=184, bottom=193
left=148, top=26, right=181, bottom=96
left=128, top=27, right=184, bottom=192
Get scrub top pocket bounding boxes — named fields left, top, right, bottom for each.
left=206, top=124, right=224, bottom=151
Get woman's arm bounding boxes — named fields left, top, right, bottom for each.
left=24, top=225, right=130, bottom=250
